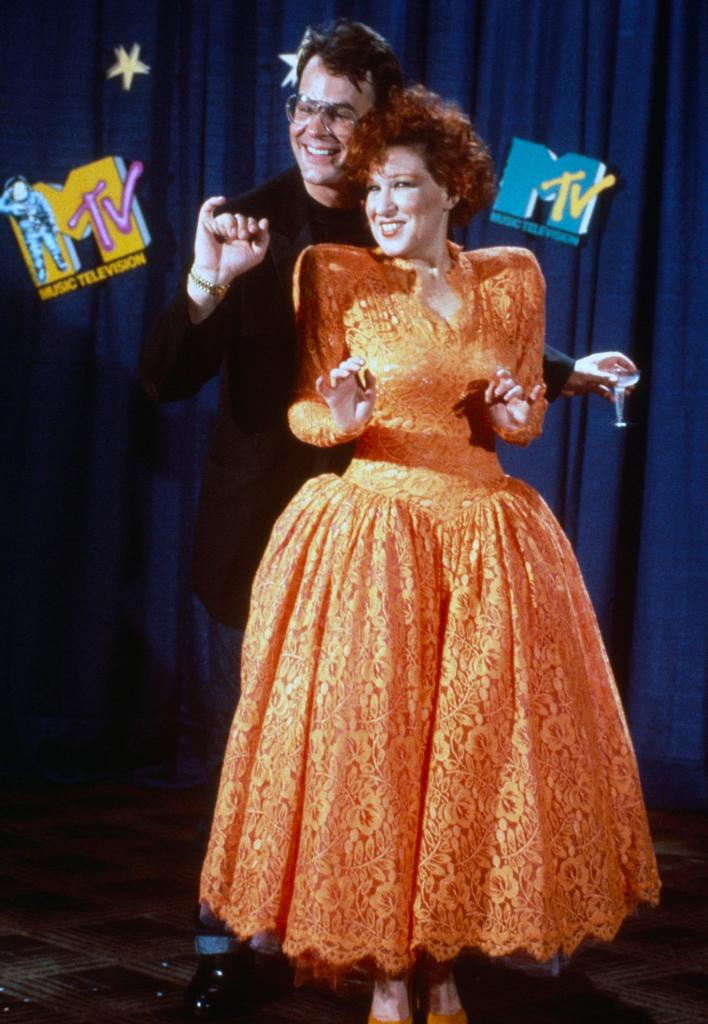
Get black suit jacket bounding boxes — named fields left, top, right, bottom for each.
left=141, top=167, right=574, bottom=627
left=141, top=169, right=367, bottom=626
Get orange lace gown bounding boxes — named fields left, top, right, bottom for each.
left=200, top=243, right=659, bottom=977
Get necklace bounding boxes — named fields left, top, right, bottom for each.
left=426, top=258, right=453, bottom=280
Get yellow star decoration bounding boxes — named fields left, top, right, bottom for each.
left=106, top=43, right=150, bottom=92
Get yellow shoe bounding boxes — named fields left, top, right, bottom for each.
left=427, top=1012, right=467, bottom=1024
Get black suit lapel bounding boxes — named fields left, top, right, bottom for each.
left=269, top=220, right=314, bottom=302
left=264, top=168, right=313, bottom=304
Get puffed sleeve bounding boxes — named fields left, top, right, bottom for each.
left=288, top=245, right=372, bottom=447
left=493, top=250, right=547, bottom=446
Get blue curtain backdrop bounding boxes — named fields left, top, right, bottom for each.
left=1, top=0, right=706, bottom=807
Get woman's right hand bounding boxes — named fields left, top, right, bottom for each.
left=316, top=357, right=377, bottom=435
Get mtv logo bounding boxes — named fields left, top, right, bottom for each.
left=491, top=138, right=617, bottom=243
left=1, top=156, right=150, bottom=288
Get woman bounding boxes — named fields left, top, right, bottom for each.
left=200, top=88, right=659, bottom=1024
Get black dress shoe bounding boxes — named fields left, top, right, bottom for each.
left=183, top=950, right=249, bottom=1019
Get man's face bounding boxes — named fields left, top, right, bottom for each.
left=289, top=56, right=375, bottom=207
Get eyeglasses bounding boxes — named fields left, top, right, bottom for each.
left=285, top=94, right=358, bottom=139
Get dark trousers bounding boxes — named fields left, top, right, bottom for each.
left=194, top=608, right=244, bottom=954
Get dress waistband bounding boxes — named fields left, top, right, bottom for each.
left=343, top=456, right=507, bottom=519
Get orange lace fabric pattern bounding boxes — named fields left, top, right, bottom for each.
left=200, top=244, right=659, bottom=978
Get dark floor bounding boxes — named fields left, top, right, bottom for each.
left=0, top=782, right=706, bottom=1023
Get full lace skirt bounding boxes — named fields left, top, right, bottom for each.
left=200, top=473, right=659, bottom=977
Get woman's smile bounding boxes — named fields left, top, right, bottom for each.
left=365, top=145, right=455, bottom=267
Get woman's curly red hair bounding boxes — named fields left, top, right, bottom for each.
left=346, top=86, right=496, bottom=226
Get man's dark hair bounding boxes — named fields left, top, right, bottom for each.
left=296, top=19, right=404, bottom=108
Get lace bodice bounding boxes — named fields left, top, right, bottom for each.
left=289, top=243, right=547, bottom=504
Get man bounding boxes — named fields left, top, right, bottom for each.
left=141, top=19, right=637, bottom=1018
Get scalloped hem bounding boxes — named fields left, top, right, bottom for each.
left=200, top=887, right=659, bottom=987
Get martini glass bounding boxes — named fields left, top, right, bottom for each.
left=611, top=369, right=641, bottom=427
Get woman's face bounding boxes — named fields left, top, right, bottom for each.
left=365, top=146, right=454, bottom=263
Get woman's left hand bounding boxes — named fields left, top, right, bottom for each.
left=484, top=368, right=544, bottom=431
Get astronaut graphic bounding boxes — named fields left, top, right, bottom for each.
left=0, top=176, right=69, bottom=283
